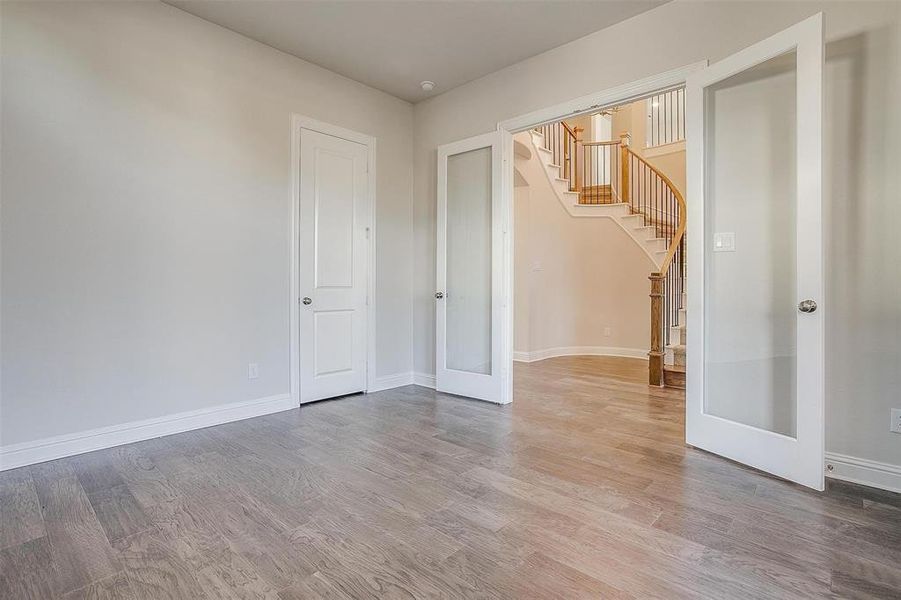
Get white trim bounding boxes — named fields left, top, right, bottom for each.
left=498, top=62, right=707, bottom=134
left=513, top=346, right=649, bottom=363
left=368, top=372, right=414, bottom=392
left=497, top=62, right=707, bottom=407
left=644, top=140, right=686, bottom=159
left=825, top=453, right=901, bottom=494
left=413, top=372, right=437, bottom=389
left=0, top=394, right=294, bottom=471
left=290, top=115, right=377, bottom=406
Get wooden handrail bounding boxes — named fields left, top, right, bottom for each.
left=625, top=148, right=686, bottom=276
left=581, top=140, right=622, bottom=146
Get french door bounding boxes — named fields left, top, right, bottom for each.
left=436, top=132, right=506, bottom=403
left=686, top=14, right=825, bottom=489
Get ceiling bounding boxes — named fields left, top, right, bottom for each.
left=165, top=1, right=667, bottom=103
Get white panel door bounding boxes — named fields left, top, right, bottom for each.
left=685, top=14, right=824, bottom=489
left=299, top=129, right=368, bottom=403
left=436, top=132, right=506, bottom=403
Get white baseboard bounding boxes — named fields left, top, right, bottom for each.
left=825, top=452, right=901, bottom=494
left=0, top=393, right=296, bottom=472
left=367, top=372, right=414, bottom=392
left=512, top=346, right=649, bottom=363
left=413, top=372, right=436, bottom=389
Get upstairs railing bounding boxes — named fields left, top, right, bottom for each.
left=534, top=121, right=686, bottom=386
left=580, top=141, right=621, bottom=204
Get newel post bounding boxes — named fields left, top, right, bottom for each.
left=620, top=132, right=631, bottom=204
left=648, top=272, right=664, bottom=386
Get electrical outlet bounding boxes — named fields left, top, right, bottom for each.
left=891, top=408, right=901, bottom=434
left=603, top=327, right=612, bottom=336
left=248, top=363, right=259, bottom=380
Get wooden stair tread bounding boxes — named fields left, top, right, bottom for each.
left=663, top=364, right=685, bottom=373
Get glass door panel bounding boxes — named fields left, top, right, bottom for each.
left=704, top=50, right=798, bottom=438
left=446, top=147, right=493, bottom=375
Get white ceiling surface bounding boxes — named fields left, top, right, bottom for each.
left=166, top=1, right=667, bottom=103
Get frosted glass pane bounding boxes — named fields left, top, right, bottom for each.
left=446, top=147, right=492, bottom=375
left=704, top=51, right=797, bottom=437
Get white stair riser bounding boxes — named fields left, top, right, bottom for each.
left=672, top=345, right=686, bottom=366
left=645, top=238, right=667, bottom=252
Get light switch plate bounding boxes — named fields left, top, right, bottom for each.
left=713, top=232, right=736, bottom=252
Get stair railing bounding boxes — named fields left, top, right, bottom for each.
left=533, top=122, right=581, bottom=192
left=580, top=141, right=621, bottom=204
left=621, top=147, right=685, bottom=386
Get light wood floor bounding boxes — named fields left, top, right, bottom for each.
left=2, top=356, right=900, bottom=599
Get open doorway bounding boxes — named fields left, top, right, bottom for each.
left=437, top=14, right=826, bottom=491
left=512, top=89, right=687, bottom=392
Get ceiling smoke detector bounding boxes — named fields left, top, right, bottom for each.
left=420, top=80, right=436, bottom=92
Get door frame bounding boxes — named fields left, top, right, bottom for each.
left=495, top=62, right=707, bottom=404
left=290, top=114, right=377, bottom=407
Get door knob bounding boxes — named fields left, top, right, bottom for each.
left=435, top=291, right=444, bottom=299
left=798, top=299, right=817, bottom=313
left=302, top=297, right=312, bottom=305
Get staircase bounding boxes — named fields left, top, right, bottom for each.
left=527, top=126, right=672, bottom=270
left=530, top=121, right=686, bottom=389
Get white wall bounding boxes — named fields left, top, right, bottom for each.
left=0, top=1, right=414, bottom=448
left=513, top=133, right=653, bottom=358
left=412, top=1, right=901, bottom=468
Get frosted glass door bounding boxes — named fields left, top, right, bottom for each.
left=436, top=132, right=504, bottom=402
left=685, top=14, right=824, bottom=490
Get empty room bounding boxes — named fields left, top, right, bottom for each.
left=2, top=1, right=900, bottom=598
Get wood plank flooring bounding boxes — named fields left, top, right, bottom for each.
left=2, top=355, right=900, bottom=598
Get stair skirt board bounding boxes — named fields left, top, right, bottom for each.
left=526, top=131, right=665, bottom=269
left=513, top=347, right=649, bottom=363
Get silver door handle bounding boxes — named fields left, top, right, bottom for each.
left=302, top=297, right=312, bottom=305
left=798, top=299, right=817, bottom=313
left=435, top=291, right=444, bottom=299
